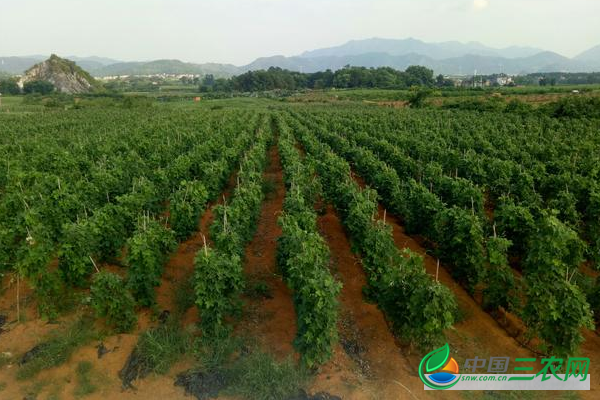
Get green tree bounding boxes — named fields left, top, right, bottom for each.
left=407, top=87, right=432, bottom=108
left=23, top=80, right=55, bottom=95
left=0, top=78, right=21, bottom=95
left=405, top=65, right=435, bottom=86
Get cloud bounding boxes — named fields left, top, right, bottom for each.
left=473, top=0, right=489, bottom=10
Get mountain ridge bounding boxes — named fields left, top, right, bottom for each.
left=2, top=38, right=599, bottom=77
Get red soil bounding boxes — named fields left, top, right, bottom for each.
left=235, top=144, right=298, bottom=359
left=311, top=204, right=441, bottom=400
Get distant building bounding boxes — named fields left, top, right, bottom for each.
left=490, top=74, right=513, bottom=86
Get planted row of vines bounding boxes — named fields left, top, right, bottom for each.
left=288, top=105, right=600, bottom=358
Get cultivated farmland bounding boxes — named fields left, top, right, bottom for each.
left=1, top=98, right=600, bottom=399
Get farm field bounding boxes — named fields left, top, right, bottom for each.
left=1, top=97, right=600, bottom=400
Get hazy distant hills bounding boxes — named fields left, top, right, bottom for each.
left=96, top=59, right=240, bottom=77
left=2, top=38, right=600, bottom=77
left=299, top=38, right=545, bottom=60
left=575, top=45, right=600, bottom=70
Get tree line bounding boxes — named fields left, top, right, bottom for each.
left=199, top=65, right=450, bottom=92
left=0, top=78, right=55, bottom=95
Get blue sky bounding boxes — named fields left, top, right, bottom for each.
left=1, top=0, right=598, bottom=64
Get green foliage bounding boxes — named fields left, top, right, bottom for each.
left=505, top=99, right=534, bottom=115
left=126, top=219, right=177, bottom=307
left=277, top=217, right=341, bottom=367
left=483, top=236, right=519, bottom=312
left=169, top=180, right=209, bottom=240
left=407, top=87, right=432, bottom=108
left=547, top=95, right=600, bottom=119
left=205, top=64, right=435, bottom=92
left=292, top=117, right=455, bottom=350
left=58, top=220, right=96, bottom=286
left=434, top=207, right=486, bottom=291
left=23, top=80, right=55, bottom=95
left=91, top=271, right=137, bottom=333
left=194, top=249, right=244, bottom=336
left=0, top=78, right=21, bottom=95
left=518, top=210, right=592, bottom=356
left=495, top=196, right=536, bottom=256
left=522, top=275, right=593, bottom=358
left=194, top=119, right=271, bottom=336
left=31, top=270, right=65, bottom=320
left=89, top=204, right=129, bottom=262
left=276, top=123, right=341, bottom=367
left=523, top=211, right=585, bottom=277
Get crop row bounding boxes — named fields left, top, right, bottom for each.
left=194, top=115, right=272, bottom=336
left=275, top=114, right=341, bottom=367
left=285, top=114, right=456, bottom=349
left=290, top=110, right=595, bottom=357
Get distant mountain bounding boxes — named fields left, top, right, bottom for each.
left=0, top=56, right=45, bottom=74
left=0, top=55, right=121, bottom=75
left=67, top=56, right=122, bottom=66
left=95, top=59, right=239, bottom=77
left=242, top=53, right=434, bottom=73
left=575, top=45, right=600, bottom=69
left=21, top=55, right=99, bottom=94
left=243, top=51, right=589, bottom=75
left=1, top=39, right=599, bottom=79
left=299, top=38, right=544, bottom=60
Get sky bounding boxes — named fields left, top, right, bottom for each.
left=1, top=0, right=599, bottom=65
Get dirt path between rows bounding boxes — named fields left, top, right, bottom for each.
left=310, top=204, right=441, bottom=400
left=156, top=170, right=238, bottom=325
left=235, top=143, right=298, bottom=359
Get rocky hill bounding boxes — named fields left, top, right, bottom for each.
left=20, top=54, right=98, bottom=94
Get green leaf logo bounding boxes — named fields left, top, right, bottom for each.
left=426, top=343, right=450, bottom=372
left=419, top=343, right=459, bottom=390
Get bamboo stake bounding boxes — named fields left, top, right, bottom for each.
left=202, top=234, right=208, bottom=256
left=436, top=259, right=440, bottom=282
left=16, top=273, right=20, bottom=323
left=383, top=209, right=387, bottom=224
left=89, top=256, right=100, bottom=273
left=569, top=268, right=577, bottom=283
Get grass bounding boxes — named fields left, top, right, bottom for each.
left=17, top=318, right=97, bottom=380
left=194, top=334, right=309, bottom=400
left=224, top=351, right=308, bottom=400
left=0, top=352, right=12, bottom=368
left=74, top=361, right=97, bottom=397
left=23, top=379, right=51, bottom=399
left=135, top=319, right=192, bottom=374
left=195, top=332, right=244, bottom=373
